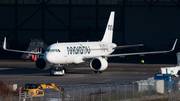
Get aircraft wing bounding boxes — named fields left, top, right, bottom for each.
left=113, top=44, right=143, bottom=49
left=83, top=39, right=177, bottom=59
left=3, top=37, right=44, bottom=55
left=87, top=44, right=143, bottom=51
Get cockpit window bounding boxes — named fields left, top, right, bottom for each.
left=46, top=49, right=60, bottom=52
left=25, top=84, right=40, bottom=89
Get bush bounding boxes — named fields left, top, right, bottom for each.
left=0, top=80, right=18, bottom=96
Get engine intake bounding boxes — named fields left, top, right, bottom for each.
left=35, top=57, right=51, bottom=70
left=90, top=57, right=108, bottom=71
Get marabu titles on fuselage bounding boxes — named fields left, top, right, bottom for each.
left=45, top=42, right=116, bottom=64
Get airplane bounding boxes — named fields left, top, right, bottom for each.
left=3, top=11, right=177, bottom=73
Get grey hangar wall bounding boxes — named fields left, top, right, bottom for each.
left=0, top=0, right=180, bottom=51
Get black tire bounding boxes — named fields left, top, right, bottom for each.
left=50, top=70, right=53, bottom=76
left=63, top=67, right=67, bottom=73
left=94, top=71, right=98, bottom=73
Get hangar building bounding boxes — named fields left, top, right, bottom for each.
left=0, top=0, right=180, bottom=58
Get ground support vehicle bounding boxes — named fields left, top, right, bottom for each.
left=160, top=52, right=180, bottom=77
left=21, top=84, right=44, bottom=97
left=50, top=65, right=65, bottom=76
left=21, top=83, right=63, bottom=97
left=161, top=66, right=180, bottom=77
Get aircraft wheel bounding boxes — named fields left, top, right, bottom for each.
left=94, top=71, right=98, bottom=73
left=63, top=67, right=67, bottom=73
left=99, top=71, right=102, bottom=73
left=50, top=70, right=53, bottom=76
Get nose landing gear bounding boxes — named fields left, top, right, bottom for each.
left=94, top=71, right=102, bottom=73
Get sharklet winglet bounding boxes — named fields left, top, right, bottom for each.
left=3, top=37, right=6, bottom=50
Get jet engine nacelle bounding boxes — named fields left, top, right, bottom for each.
left=35, top=57, right=51, bottom=70
left=90, top=57, right=108, bottom=71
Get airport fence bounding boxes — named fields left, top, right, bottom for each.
left=1, top=78, right=180, bottom=101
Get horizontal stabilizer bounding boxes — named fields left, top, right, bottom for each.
left=113, top=44, right=143, bottom=50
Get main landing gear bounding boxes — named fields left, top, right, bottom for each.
left=94, top=71, right=102, bottom=73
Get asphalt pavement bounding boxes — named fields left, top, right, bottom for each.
left=0, top=59, right=176, bottom=89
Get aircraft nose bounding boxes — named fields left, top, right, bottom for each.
left=44, top=52, right=52, bottom=63
left=44, top=52, right=58, bottom=64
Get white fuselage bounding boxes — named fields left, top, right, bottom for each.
left=44, top=42, right=117, bottom=64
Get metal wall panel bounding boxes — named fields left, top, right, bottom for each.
left=44, top=31, right=69, bottom=44
left=77, top=0, right=84, bottom=4
left=44, top=7, right=69, bottom=29
left=46, top=0, right=69, bottom=4
left=18, top=0, right=38, bottom=4
left=21, top=13, right=41, bottom=29
left=0, top=0, right=180, bottom=51
left=0, top=31, right=13, bottom=40
left=71, top=0, right=96, bottom=4
left=17, top=7, right=41, bottom=28
left=70, top=7, right=96, bottom=41
left=0, top=6, right=15, bottom=28
left=125, top=7, right=180, bottom=49
left=84, top=0, right=96, bottom=4
left=56, top=0, right=69, bottom=4
left=71, top=7, right=96, bottom=29
left=99, top=0, right=117, bottom=5
left=47, top=0, right=58, bottom=4
left=2, top=0, right=15, bottom=4
left=17, top=31, right=42, bottom=45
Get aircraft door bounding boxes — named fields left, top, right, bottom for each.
left=64, top=47, right=68, bottom=63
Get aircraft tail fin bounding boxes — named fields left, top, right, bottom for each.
left=101, top=11, right=115, bottom=43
